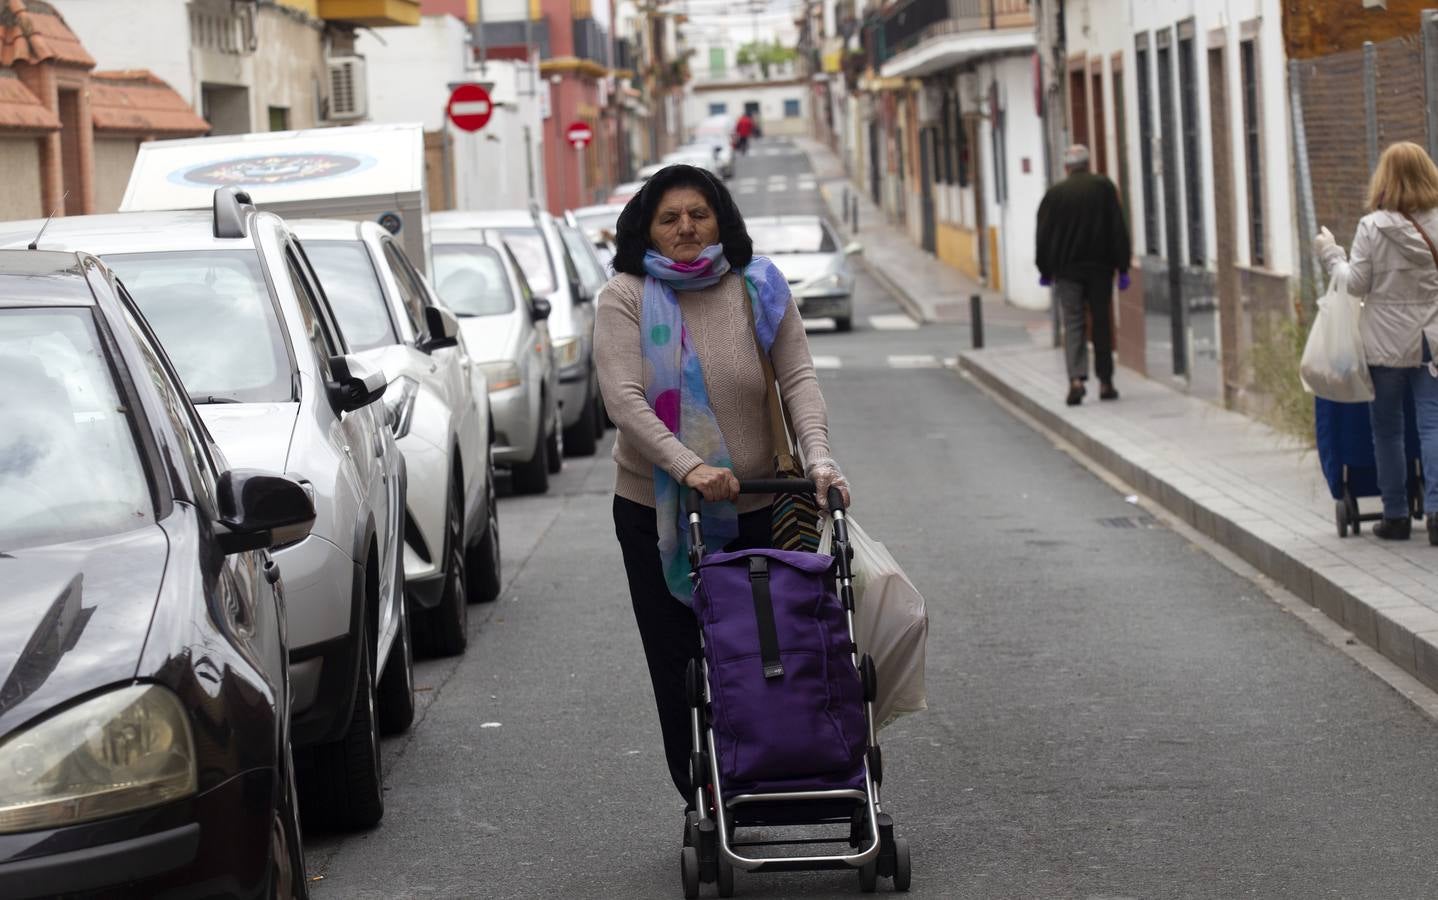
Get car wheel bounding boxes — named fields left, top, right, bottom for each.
left=297, top=637, right=383, bottom=831
left=834, top=315, right=853, bottom=333
left=563, top=382, right=599, bottom=456
left=272, top=740, right=309, bottom=899
left=466, top=455, right=502, bottom=604
left=510, top=418, right=550, bottom=495
left=376, top=568, right=415, bottom=734
left=546, top=405, right=564, bottom=474
left=413, top=485, right=468, bottom=657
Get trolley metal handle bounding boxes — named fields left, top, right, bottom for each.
left=684, top=478, right=839, bottom=516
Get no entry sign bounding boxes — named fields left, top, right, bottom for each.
left=447, top=84, right=493, bottom=133
left=566, top=121, right=594, bottom=148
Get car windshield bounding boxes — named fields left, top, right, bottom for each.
left=748, top=221, right=838, bottom=255
left=499, top=228, right=557, bottom=296
left=104, top=251, right=293, bottom=403
left=433, top=244, right=517, bottom=316
left=573, top=209, right=621, bottom=239
left=304, top=240, right=398, bottom=352
left=0, top=308, right=153, bottom=550
left=560, top=227, right=608, bottom=290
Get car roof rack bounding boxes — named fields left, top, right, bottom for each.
left=213, top=187, right=255, bottom=239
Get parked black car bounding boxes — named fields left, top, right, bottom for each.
left=0, top=250, right=314, bottom=899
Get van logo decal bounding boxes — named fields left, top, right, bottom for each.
left=173, top=152, right=374, bottom=186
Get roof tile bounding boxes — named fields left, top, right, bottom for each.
left=0, top=68, right=57, bottom=130
left=91, top=70, right=209, bottom=136
left=0, top=0, right=95, bottom=68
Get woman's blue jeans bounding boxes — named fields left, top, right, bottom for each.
left=1369, top=361, right=1438, bottom=518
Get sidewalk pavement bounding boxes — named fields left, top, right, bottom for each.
left=960, top=344, right=1438, bottom=693
left=792, top=136, right=1050, bottom=339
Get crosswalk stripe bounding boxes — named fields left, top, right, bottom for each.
left=886, top=354, right=941, bottom=368
left=868, top=314, right=919, bottom=331
left=811, top=355, right=842, bottom=369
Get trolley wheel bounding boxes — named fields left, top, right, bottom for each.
left=680, top=847, right=701, bottom=899
left=716, top=853, right=734, bottom=897
left=858, top=859, right=878, bottom=893
left=860, top=654, right=878, bottom=703
left=1345, top=492, right=1362, bottom=535
left=892, top=837, right=912, bottom=892
left=1335, top=501, right=1349, bottom=538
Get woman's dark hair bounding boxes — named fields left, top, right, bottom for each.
left=611, top=164, right=753, bottom=276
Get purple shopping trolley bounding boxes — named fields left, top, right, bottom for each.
left=678, top=479, right=911, bottom=896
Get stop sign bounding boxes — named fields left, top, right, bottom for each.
left=566, top=121, right=594, bottom=148
left=447, top=83, right=493, bottom=132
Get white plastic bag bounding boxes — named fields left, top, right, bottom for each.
left=1300, top=264, right=1374, bottom=402
left=819, top=515, right=928, bottom=729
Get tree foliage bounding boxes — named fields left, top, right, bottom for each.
left=736, top=40, right=797, bottom=79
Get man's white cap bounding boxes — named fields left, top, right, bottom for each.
left=1064, top=144, right=1091, bottom=168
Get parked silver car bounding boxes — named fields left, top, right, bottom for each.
left=296, top=219, right=500, bottom=659
left=1, top=190, right=411, bottom=831
left=431, top=226, right=561, bottom=495
left=747, top=215, right=862, bottom=332
left=431, top=209, right=601, bottom=457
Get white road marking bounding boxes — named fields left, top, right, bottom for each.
left=811, top=355, right=842, bottom=369
left=737, top=184, right=757, bottom=194
left=887, top=354, right=941, bottom=368
left=868, top=314, right=919, bottom=331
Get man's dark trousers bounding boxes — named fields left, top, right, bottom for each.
left=1054, top=272, right=1115, bottom=384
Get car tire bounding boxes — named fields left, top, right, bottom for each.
left=546, top=406, right=564, bottom=474
left=376, top=575, right=415, bottom=734
left=563, top=383, right=599, bottom=457
left=834, top=315, right=853, bottom=333
left=511, top=419, right=550, bottom=495
left=298, top=637, right=384, bottom=831
left=272, top=740, right=309, bottom=899
left=466, top=456, right=502, bottom=604
left=413, top=486, right=468, bottom=657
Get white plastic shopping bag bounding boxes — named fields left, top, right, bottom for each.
left=1300, top=263, right=1374, bottom=403
left=819, top=515, right=928, bottom=729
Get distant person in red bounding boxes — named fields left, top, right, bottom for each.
left=734, top=112, right=755, bottom=155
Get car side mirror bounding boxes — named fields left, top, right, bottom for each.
left=214, top=469, right=316, bottom=554
left=532, top=297, right=553, bottom=322
left=420, top=305, right=460, bottom=352
left=844, top=242, right=864, bottom=257
left=326, top=354, right=388, bottom=413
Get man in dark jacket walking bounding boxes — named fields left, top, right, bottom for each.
left=1036, top=144, right=1132, bottom=406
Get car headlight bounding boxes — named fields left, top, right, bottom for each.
left=0, top=684, right=197, bottom=834
left=382, top=376, right=420, bottom=439
left=801, top=272, right=849, bottom=296
left=553, top=336, right=583, bottom=371
left=479, top=361, right=522, bottom=392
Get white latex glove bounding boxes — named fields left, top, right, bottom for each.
left=807, top=457, right=851, bottom=511
left=1313, top=226, right=1339, bottom=262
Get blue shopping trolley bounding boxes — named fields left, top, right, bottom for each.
left=1315, top=395, right=1424, bottom=537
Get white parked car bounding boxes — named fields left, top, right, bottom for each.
left=567, top=203, right=625, bottom=271
left=747, top=215, right=863, bottom=332
left=432, top=209, right=602, bottom=457
left=2, top=189, right=412, bottom=831
left=431, top=226, right=560, bottom=495
left=296, top=219, right=501, bottom=659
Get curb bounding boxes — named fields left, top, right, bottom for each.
left=815, top=182, right=930, bottom=325
left=959, top=349, right=1438, bottom=696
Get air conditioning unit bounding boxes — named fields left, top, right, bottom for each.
left=326, top=56, right=368, bottom=121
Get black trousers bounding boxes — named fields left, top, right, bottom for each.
left=613, top=495, right=772, bottom=802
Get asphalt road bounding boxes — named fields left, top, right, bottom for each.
left=305, top=142, right=1438, bottom=899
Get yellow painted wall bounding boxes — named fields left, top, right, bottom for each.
left=277, top=0, right=319, bottom=15
left=937, top=223, right=981, bottom=282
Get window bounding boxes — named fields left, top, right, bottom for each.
left=1178, top=29, right=1205, bottom=265
left=106, top=250, right=293, bottom=403
left=1135, top=38, right=1160, bottom=255
left=708, top=102, right=727, bottom=116
left=1068, top=66, right=1089, bottom=149
left=500, top=227, right=557, bottom=296
left=1090, top=67, right=1107, bottom=175
left=268, top=105, right=289, bottom=131
left=709, top=47, right=725, bottom=77
left=376, top=242, right=425, bottom=336
left=0, top=308, right=153, bottom=550
left=284, top=249, right=343, bottom=375
left=433, top=244, right=517, bottom=317
left=746, top=220, right=839, bottom=254
left=1112, top=59, right=1132, bottom=240
left=783, top=98, right=801, bottom=118
left=1240, top=38, right=1266, bottom=267
left=304, top=241, right=400, bottom=352
left=560, top=226, right=607, bottom=295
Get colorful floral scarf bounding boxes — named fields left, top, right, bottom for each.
left=642, top=245, right=791, bottom=603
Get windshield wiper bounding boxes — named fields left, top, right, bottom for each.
left=190, top=394, right=242, bottom=405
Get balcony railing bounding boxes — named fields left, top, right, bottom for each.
left=872, top=0, right=1031, bottom=66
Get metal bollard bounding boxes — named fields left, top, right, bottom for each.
left=970, top=294, right=984, bottom=349
left=851, top=195, right=859, bottom=231
left=842, top=186, right=851, bottom=228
